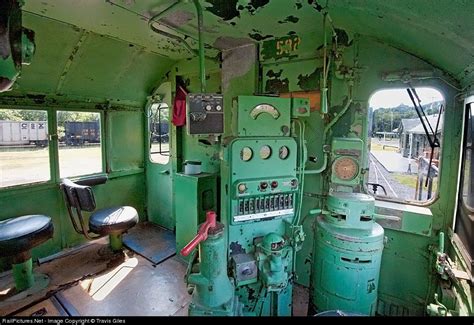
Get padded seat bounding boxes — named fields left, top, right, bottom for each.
left=0, top=215, right=54, bottom=257
left=89, top=206, right=138, bottom=236
left=60, top=178, right=138, bottom=251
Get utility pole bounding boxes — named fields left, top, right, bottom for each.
left=391, top=110, right=393, bottom=132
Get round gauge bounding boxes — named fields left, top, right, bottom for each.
left=279, top=146, right=290, bottom=160
left=333, top=156, right=359, bottom=181
left=240, top=147, right=253, bottom=161
left=259, top=145, right=272, bottom=160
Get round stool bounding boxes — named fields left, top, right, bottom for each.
left=0, top=215, right=54, bottom=291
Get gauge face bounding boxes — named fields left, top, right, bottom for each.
left=279, top=146, right=289, bottom=160
left=333, top=156, right=359, bottom=181
left=260, top=145, right=272, bottom=160
left=240, top=147, right=253, bottom=161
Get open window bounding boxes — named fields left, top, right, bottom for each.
left=148, top=102, right=170, bottom=164
left=367, top=87, right=445, bottom=203
left=57, top=111, right=103, bottom=178
left=454, top=101, right=474, bottom=271
left=0, top=108, right=50, bottom=187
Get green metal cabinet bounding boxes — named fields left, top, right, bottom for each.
left=175, top=173, right=217, bottom=260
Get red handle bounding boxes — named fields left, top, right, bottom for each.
left=180, top=211, right=217, bottom=256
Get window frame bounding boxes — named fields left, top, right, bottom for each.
left=0, top=106, right=106, bottom=191
left=453, top=102, right=474, bottom=274
left=366, top=87, right=446, bottom=206
left=147, top=101, right=170, bottom=165
left=56, top=109, right=106, bottom=179
left=459, top=103, right=474, bottom=212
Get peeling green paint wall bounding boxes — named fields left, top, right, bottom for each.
left=0, top=0, right=472, bottom=315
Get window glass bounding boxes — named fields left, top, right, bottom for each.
left=149, top=103, right=170, bottom=164
left=0, top=109, right=50, bottom=187
left=57, top=111, right=102, bottom=177
left=367, top=88, right=444, bottom=203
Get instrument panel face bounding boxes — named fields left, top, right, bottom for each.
left=259, top=145, right=272, bottom=160
left=279, top=146, right=289, bottom=160
left=229, top=138, right=297, bottom=224
left=333, top=156, right=359, bottom=181
left=240, top=147, right=253, bottom=162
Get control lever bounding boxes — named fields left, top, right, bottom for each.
left=180, top=211, right=217, bottom=256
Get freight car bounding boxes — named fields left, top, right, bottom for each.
left=0, top=120, right=48, bottom=146
left=64, top=121, right=100, bottom=146
left=150, top=122, right=169, bottom=143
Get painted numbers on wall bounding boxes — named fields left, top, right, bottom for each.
left=261, top=35, right=301, bottom=61
left=276, top=36, right=301, bottom=56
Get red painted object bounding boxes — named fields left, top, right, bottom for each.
left=180, top=211, right=217, bottom=256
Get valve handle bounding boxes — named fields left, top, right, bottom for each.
left=180, top=211, right=217, bottom=256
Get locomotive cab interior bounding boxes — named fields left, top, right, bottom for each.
left=0, top=0, right=473, bottom=317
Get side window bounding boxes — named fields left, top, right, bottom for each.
left=148, top=103, right=170, bottom=164
left=0, top=109, right=50, bottom=187
left=455, top=103, right=474, bottom=262
left=57, top=111, right=103, bottom=178
left=367, top=88, right=444, bottom=203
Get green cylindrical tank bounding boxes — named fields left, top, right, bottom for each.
left=310, top=192, right=384, bottom=316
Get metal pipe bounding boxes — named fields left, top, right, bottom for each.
left=302, top=97, right=352, bottom=174
left=439, top=231, right=445, bottom=254
left=193, top=0, right=206, bottom=92
left=321, top=12, right=328, bottom=114
left=302, top=152, right=327, bottom=174
left=323, top=97, right=353, bottom=136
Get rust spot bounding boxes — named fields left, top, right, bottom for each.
left=230, top=241, right=245, bottom=255
left=245, top=0, right=270, bottom=15
left=206, top=0, right=240, bottom=21
left=265, top=69, right=289, bottom=93
left=278, top=15, right=299, bottom=24
left=308, top=0, right=323, bottom=11
left=335, top=28, right=352, bottom=46
left=297, top=67, right=322, bottom=91
left=248, top=31, right=273, bottom=41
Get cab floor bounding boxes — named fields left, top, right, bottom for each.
left=1, top=230, right=308, bottom=316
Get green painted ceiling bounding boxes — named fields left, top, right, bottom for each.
left=22, top=0, right=474, bottom=85
left=11, top=0, right=473, bottom=101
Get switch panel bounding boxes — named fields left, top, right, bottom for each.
left=187, top=93, right=224, bottom=135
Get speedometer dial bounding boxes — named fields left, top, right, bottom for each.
left=333, top=156, right=359, bottom=181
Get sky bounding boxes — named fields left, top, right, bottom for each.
left=369, top=87, right=444, bottom=110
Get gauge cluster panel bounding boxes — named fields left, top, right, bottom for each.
left=228, top=137, right=297, bottom=224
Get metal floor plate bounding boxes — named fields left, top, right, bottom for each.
left=123, top=222, right=176, bottom=265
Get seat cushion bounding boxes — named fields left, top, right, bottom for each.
left=0, top=215, right=54, bottom=257
left=89, top=206, right=138, bottom=236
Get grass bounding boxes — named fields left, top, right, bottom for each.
left=0, top=146, right=102, bottom=187
left=392, top=173, right=438, bottom=193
